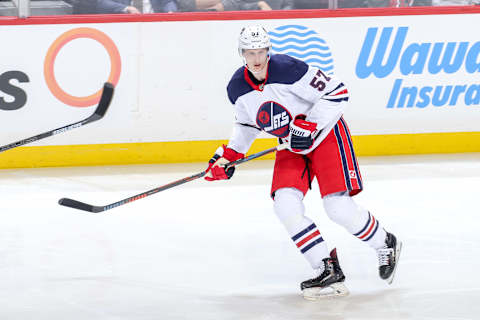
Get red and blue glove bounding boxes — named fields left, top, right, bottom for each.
left=288, top=115, right=318, bottom=152
left=205, top=145, right=244, bottom=181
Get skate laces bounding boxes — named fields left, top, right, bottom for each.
left=313, top=259, right=331, bottom=278
left=314, top=264, right=326, bottom=277
left=377, top=247, right=393, bottom=266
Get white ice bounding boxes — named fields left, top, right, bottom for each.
left=1, top=153, right=480, bottom=320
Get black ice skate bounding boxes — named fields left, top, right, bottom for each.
left=377, top=232, right=402, bottom=284
left=301, top=249, right=349, bottom=300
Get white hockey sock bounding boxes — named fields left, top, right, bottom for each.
left=274, top=188, right=329, bottom=269
left=323, top=192, right=386, bottom=250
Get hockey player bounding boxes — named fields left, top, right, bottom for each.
left=204, top=25, right=402, bottom=300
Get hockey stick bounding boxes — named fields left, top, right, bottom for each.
left=59, top=143, right=289, bottom=213
left=0, top=82, right=114, bottom=153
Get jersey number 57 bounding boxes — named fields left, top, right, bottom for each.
left=309, top=69, right=331, bottom=92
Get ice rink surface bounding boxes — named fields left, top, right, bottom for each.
left=1, top=153, right=479, bottom=320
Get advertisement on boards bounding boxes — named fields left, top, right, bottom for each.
left=1, top=12, right=479, bottom=149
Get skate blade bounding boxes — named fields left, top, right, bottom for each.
left=302, top=282, right=349, bottom=301
left=386, top=240, right=403, bottom=285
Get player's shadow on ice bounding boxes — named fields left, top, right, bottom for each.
left=204, top=288, right=407, bottom=320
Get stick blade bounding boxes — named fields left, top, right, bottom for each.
left=59, top=198, right=103, bottom=213
left=92, top=82, right=115, bottom=120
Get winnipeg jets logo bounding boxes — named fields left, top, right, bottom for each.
left=256, top=101, right=292, bottom=138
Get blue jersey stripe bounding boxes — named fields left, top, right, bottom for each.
left=334, top=124, right=352, bottom=191
left=340, top=117, right=363, bottom=190
left=324, top=83, right=344, bottom=96
left=323, top=97, right=349, bottom=103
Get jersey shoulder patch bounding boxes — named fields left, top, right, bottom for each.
left=227, top=67, right=253, bottom=105
left=267, top=54, right=308, bottom=85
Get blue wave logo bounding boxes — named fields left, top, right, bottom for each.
left=269, top=25, right=334, bottom=75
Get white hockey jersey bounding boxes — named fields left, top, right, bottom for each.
left=226, top=54, right=350, bottom=155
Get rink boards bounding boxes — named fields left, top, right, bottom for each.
left=1, top=7, right=479, bottom=168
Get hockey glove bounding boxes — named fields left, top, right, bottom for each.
left=205, top=145, right=244, bottom=181
left=288, top=115, right=318, bottom=152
